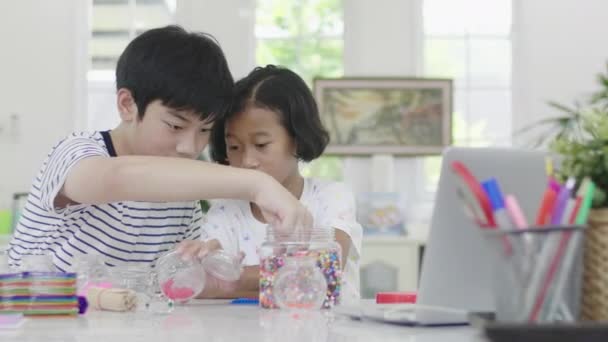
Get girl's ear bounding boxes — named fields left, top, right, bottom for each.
left=116, top=88, right=139, bottom=122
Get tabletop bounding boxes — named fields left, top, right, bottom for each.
left=0, top=300, right=489, bottom=342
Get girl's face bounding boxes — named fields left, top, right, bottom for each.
left=225, top=106, right=299, bottom=185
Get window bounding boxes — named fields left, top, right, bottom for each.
left=255, top=0, right=345, bottom=180
left=255, top=0, right=344, bottom=85
left=90, top=0, right=176, bottom=71
left=88, top=0, right=175, bottom=130
left=422, top=0, right=512, bottom=146
left=421, top=0, right=513, bottom=192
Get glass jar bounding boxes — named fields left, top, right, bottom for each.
left=155, top=250, right=206, bottom=303
left=108, top=264, right=174, bottom=314
left=0, top=247, right=9, bottom=273
left=259, top=227, right=342, bottom=309
left=73, top=253, right=109, bottom=294
left=19, top=254, right=55, bottom=272
left=202, top=250, right=242, bottom=282
left=273, top=255, right=328, bottom=310
left=108, top=265, right=150, bottom=293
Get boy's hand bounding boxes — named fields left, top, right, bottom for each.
left=253, top=175, right=313, bottom=233
left=175, top=240, right=221, bottom=261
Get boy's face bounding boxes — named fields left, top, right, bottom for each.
left=132, top=100, right=212, bottom=159
left=225, top=106, right=299, bottom=185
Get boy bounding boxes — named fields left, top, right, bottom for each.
left=8, top=26, right=311, bottom=276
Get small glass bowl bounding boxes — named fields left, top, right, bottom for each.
left=156, top=251, right=206, bottom=303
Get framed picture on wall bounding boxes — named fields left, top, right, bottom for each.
left=313, top=78, right=452, bottom=155
left=357, top=192, right=406, bottom=236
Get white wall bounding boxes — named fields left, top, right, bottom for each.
left=0, top=1, right=87, bottom=209
left=344, top=0, right=420, bottom=77
left=512, top=0, right=608, bottom=143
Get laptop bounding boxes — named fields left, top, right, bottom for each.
left=336, top=147, right=549, bottom=326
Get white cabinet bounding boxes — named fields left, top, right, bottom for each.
left=359, top=236, right=425, bottom=298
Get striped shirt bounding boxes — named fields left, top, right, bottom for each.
left=8, top=131, right=202, bottom=271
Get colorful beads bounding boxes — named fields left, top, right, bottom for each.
left=260, top=248, right=341, bottom=309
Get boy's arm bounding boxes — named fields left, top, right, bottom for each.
left=61, top=156, right=311, bottom=231
left=64, top=156, right=264, bottom=204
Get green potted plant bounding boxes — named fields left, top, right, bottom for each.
left=524, top=63, right=608, bottom=204
left=526, top=63, right=608, bottom=321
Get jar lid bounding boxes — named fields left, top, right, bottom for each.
left=376, top=291, right=417, bottom=304
left=202, top=250, right=242, bottom=282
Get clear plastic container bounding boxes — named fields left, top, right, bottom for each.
left=273, top=255, right=328, bottom=310
left=259, top=227, right=342, bottom=309
left=202, top=250, right=242, bottom=282
left=109, top=265, right=150, bottom=293
left=0, top=247, right=9, bottom=273
left=73, top=253, right=109, bottom=294
left=145, top=270, right=175, bottom=314
left=108, top=265, right=174, bottom=314
left=19, top=254, right=55, bottom=272
left=156, top=251, right=206, bottom=303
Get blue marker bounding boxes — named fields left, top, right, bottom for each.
left=481, top=178, right=513, bottom=229
left=230, top=298, right=259, bottom=305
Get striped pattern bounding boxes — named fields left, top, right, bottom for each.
left=0, top=272, right=78, bottom=315
left=8, top=132, right=202, bottom=271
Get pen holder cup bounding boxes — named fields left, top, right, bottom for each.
left=482, top=225, right=586, bottom=324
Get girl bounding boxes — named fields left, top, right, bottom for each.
left=199, top=65, right=362, bottom=302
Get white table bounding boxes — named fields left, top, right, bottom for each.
left=1, top=300, right=488, bottom=341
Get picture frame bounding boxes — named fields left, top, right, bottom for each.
left=314, top=78, right=452, bottom=155
left=357, top=192, right=406, bottom=236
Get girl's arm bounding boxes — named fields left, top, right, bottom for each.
left=335, top=228, right=352, bottom=268
left=197, top=266, right=259, bottom=299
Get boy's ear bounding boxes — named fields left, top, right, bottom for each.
left=116, top=88, right=139, bottom=122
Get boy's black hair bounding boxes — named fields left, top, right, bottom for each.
left=116, top=25, right=233, bottom=122
left=210, top=65, right=329, bottom=164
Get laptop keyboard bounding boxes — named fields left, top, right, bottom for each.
left=364, top=304, right=417, bottom=321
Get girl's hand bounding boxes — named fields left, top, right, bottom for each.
left=175, top=239, right=221, bottom=261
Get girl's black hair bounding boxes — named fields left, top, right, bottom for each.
left=210, top=65, right=329, bottom=164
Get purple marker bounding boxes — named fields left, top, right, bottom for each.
left=550, top=177, right=576, bottom=225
